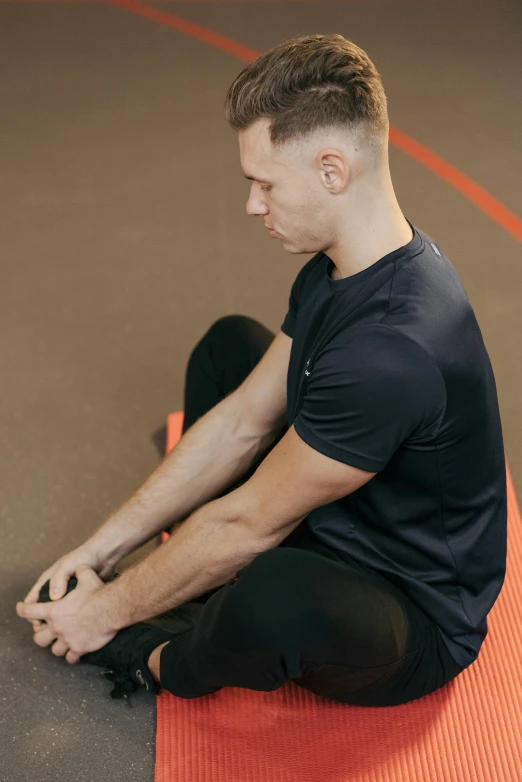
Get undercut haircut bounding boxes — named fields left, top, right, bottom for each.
left=224, top=34, right=389, bottom=159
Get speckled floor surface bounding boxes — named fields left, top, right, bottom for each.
left=1, top=0, right=521, bottom=779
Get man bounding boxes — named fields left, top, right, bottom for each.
left=16, top=34, right=507, bottom=708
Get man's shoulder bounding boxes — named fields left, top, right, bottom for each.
left=322, top=324, right=445, bottom=387
left=332, top=323, right=430, bottom=356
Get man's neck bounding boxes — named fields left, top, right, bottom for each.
left=327, top=209, right=413, bottom=282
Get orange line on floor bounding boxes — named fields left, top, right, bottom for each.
left=389, top=128, right=522, bottom=243
left=104, top=0, right=521, bottom=244
left=3, top=0, right=519, bottom=241
left=109, top=0, right=260, bottom=59
left=0, top=0, right=447, bottom=3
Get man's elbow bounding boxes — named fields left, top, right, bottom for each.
left=236, top=495, right=307, bottom=550
left=217, top=481, right=306, bottom=552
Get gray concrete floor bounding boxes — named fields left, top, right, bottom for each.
left=1, top=0, right=521, bottom=779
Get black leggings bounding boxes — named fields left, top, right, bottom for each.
left=158, top=315, right=464, bottom=707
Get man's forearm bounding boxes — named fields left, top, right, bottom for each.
left=87, top=393, right=280, bottom=564
left=98, top=487, right=279, bottom=630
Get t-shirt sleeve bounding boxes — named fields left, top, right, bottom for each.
left=281, top=254, right=322, bottom=338
left=293, top=325, right=447, bottom=472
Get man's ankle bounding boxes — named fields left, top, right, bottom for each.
left=147, top=641, right=170, bottom=683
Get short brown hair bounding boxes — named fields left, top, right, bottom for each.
left=224, top=34, right=389, bottom=156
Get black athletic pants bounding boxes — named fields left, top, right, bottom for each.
left=158, top=315, right=464, bottom=707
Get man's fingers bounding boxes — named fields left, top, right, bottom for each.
left=66, top=650, right=80, bottom=665
left=48, top=575, right=70, bottom=600
left=16, top=602, right=51, bottom=621
left=24, top=576, right=50, bottom=604
left=75, top=565, right=103, bottom=588
left=23, top=567, right=70, bottom=604
left=33, top=627, right=57, bottom=648
left=51, top=639, right=69, bottom=657
left=23, top=585, right=41, bottom=604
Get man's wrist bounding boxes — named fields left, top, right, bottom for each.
left=85, top=528, right=128, bottom=569
left=95, top=579, right=131, bottom=633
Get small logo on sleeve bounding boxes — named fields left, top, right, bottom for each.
left=431, top=243, right=441, bottom=256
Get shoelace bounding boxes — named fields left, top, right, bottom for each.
left=90, top=624, right=162, bottom=705
left=97, top=668, right=138, bottom=706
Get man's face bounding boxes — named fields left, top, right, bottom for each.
left=238, top=118, right=334, bottom=255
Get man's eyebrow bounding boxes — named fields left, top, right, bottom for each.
left=244, top=174, right=271, bottom=183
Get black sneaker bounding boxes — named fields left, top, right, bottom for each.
left=37, top=575, right=203, bottom=705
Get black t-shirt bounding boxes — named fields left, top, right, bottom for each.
left=281, top=218, right=507, bottom=670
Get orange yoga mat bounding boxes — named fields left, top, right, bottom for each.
left=156, top=410, right=522, bottom=782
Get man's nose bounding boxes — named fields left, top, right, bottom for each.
left=246, top=203, right=268, bottom=216
left=246, top=187, right=268, bottom=216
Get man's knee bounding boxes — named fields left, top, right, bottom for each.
left=220, top=548, right=321, bottom=650
left=186, top=315, right=248, bottom=369
left=206, top=314, right=259, bottom=343
left=188, top=315, right=263, bottom=364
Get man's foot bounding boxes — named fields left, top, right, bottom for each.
left=37, top=576, right=203, bottom=704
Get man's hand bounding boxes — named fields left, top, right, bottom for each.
left=21, top=543, right=118, bottom=633
left=16, top=566, right=119, bottom=664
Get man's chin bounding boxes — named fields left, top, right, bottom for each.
left=282, top=241, right=316, bottom=255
